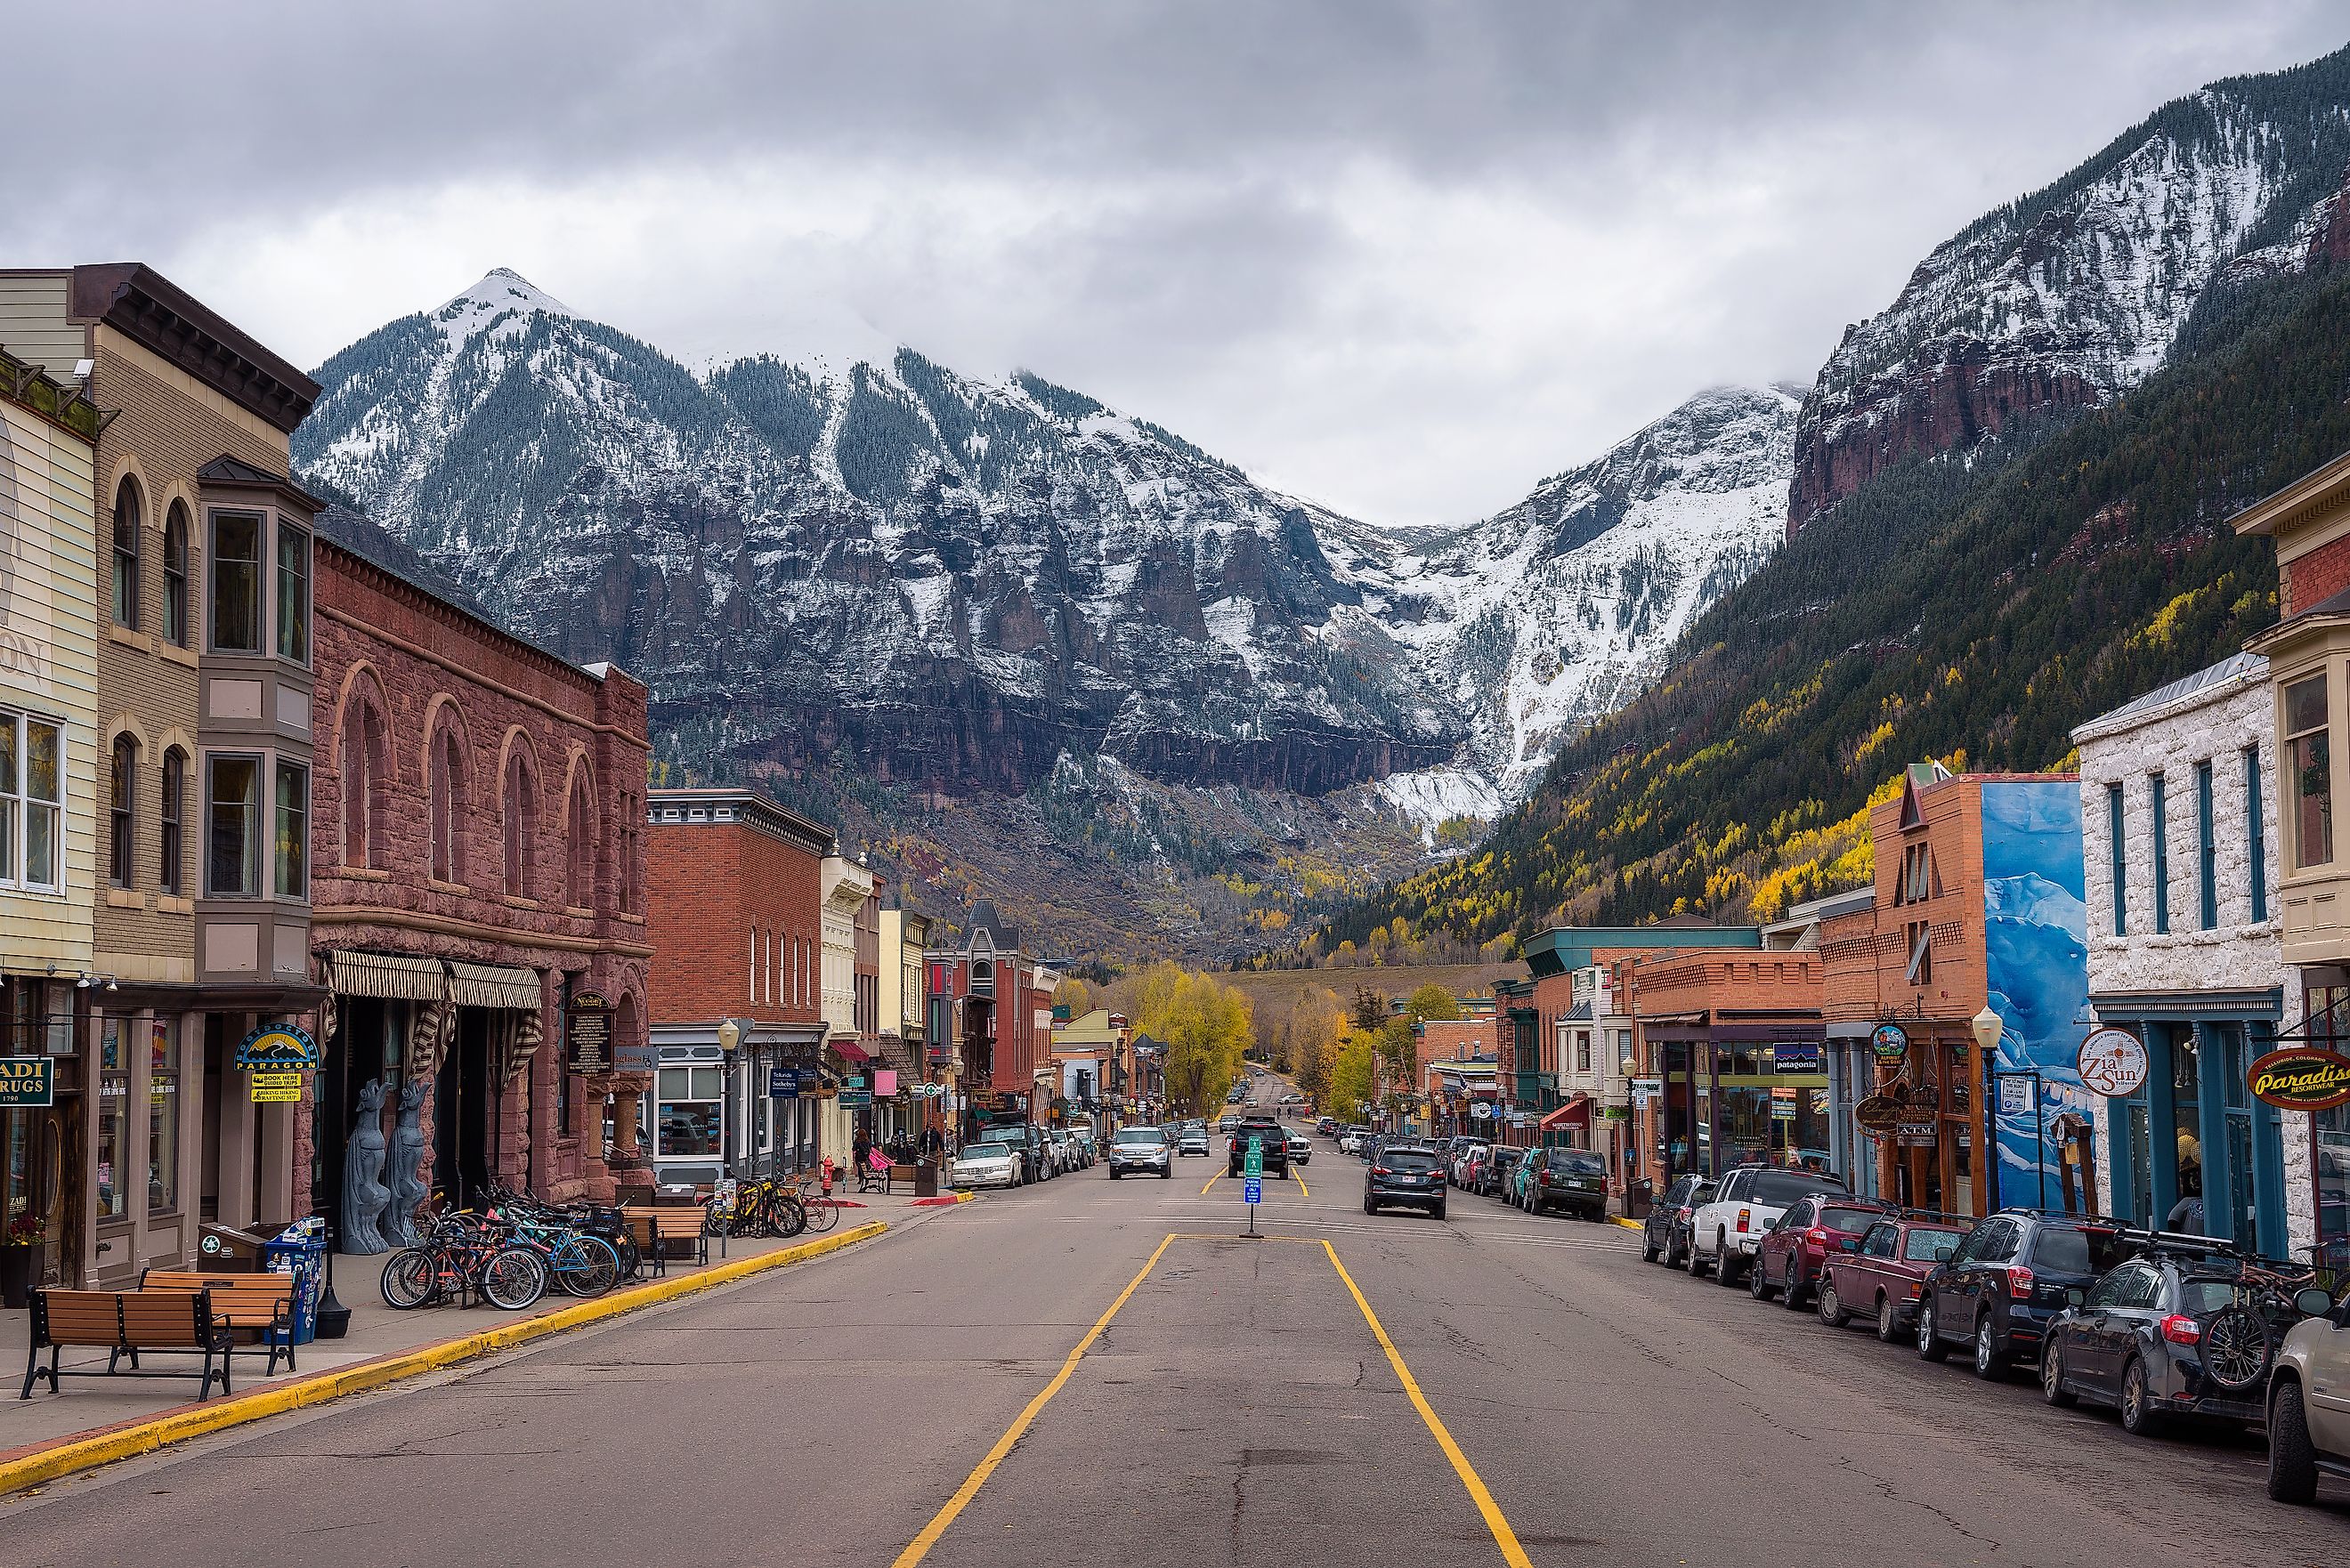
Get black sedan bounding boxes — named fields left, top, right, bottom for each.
left=1365, top=1144, right=1448, bottom=1218
left=1641, top=1174, right=1714, bottom=1267
left=2039, top=1249, right=2302, bottom=1436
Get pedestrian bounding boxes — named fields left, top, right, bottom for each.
left=920, top=1123, right=943, bottom=1159
left=853, top=1127, right=871, bottom=1173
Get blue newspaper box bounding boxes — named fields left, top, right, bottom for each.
left=262, top=1219, right=328, bottom=1345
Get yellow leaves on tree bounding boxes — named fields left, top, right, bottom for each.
left=1108, top=961, right=1255, bottom=1117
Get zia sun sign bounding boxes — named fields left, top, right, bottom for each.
left=2076, top=1028, right=2149, bottom=1098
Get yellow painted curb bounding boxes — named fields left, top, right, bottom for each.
left=1611, top=1216, right=1643, bottom=1231
left=0, top=1220, right=887, bottom=1498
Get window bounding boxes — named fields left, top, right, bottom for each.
left=655, top=1065, right=723, bottom=1157
left=274, top=761, right=308, bottom=899
left=206, top=755, right=261, bottom=896
left=1576, top=1031, right=1591, bottom=1073
left=107, top=735, right=137, bottom=888
left=1904, top=918, right=1932, bottom=984
left=2247, top=745, right=2268, bottom=922
left=111, top=478, right=142, bottom=629
left=0, top=712, right=62, bottom=891
left=209, top=511, right=263, bottom=653
left=429, top=723, right=466, bottom=884
left=276, top=523, right=310, bottom=663
left=2106, top=781, right=2127, bottom=936
left=339, top=704, right=382, bottom=869
left=148, top=1017, right=179, bottom=1212
left=566, top=770, right=593, bottom=907
left=1859, top=1224, right=1894, bottom=1259
left=2150, top=772, right=2169, bottom=934
left=503, top=753, right=537, bottom=898
left=162, top=502, right=190, bottom=647
left=159, top=748, right=185, bottom=896
left=2286, top=674, right=2332, bottom=869
left=97, top=1018, right=128, bottom=1219
left=2195, top=759, right=2216, bottom=930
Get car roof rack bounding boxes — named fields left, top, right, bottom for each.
left=1892, top=1208, right=1968, bottom=1226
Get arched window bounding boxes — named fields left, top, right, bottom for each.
left=162, top=502, right=190, bottom=647
left=429, top=720, right=468, bottom=885
left=107, top=734, right=137, bottom=887
left=159, top=748, right=186, bottom=896
left=340, top=700, right=387, bottom=870
left=565, top=768, right=594, bottom=908
left=504, top=750, right=538, bottom=898
left=111, top=478, right=142, bottom=630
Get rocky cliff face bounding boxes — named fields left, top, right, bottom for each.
left=1789, top=47, right=2350, bottom=531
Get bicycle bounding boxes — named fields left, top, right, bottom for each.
left=380, top=1210, right=547, bottom=1311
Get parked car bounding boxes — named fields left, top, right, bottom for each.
left=1916, top=1210, right=2143, bottom=1379
left=2266, top=1279, right=2350, bottom=1502
left=2041, top=1246, right=2312, bottom=1437
left=1451, top=1141, right=1490, bottom=1188
left=1479, top=1147, right=1523, bottom=1199
left=1519, top=1147, right=1610, bottom=1220
left=1819, top=1215, right=1966, bottom=1341
left=1364, top=1143, right=1448, bottom=1217
left=1686, top=1165, right=1849, bottom=1283
left=1072, top=1128, right=1099, bottom=1165
left=949, top=1140, right=1021, bottom=1190
left=1285, top=1128, right=1311, bottom=1167
left=1316, top=1116, right=1338, bottom=1137
left=1106, top=1125, right=1173, bottom=1179
left=1047, top=1129, right=1081, bottom=1171
left=1641, top=1174, right=1711, bottom=1267
left=1750, top=1193, right=1892, bottom=1308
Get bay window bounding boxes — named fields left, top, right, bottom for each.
left=2286, top=673, right=2332, bottom=870
left=209, top=510, right=263, bottom=654
left=274, top=760, right=308, bottom=898
left=206, top=754, right=261, bottom=897
left=276, top=522, right=310, bottom=663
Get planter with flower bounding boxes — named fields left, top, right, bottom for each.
left=3, top=1211, right=44, bottom=1309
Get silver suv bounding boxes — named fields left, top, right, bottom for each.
left=2268, top=1281, right=2350, bottom=1502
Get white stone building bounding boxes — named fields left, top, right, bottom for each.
left=2073, top=653, right=2311, bottom=1254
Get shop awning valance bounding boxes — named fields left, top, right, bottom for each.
left=447, top=960, right=543, bottom=1012
left=1537, top=1095, right=1592, bottom=1131
left=502, top=1008, right=545, bottom=1088
left=328, top=950, right=447, bottom=1003
left=832, top=1039, right=872, bottom=1063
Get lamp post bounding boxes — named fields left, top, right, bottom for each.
left=1970, top=1006, right=2005, bottom=1212
left=717, top=1017, right=741, bottom=1178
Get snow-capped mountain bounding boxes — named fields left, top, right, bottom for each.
left=296, top=271, right=1789, bottom=841
left=1790, top=45, right=2350, bottom=529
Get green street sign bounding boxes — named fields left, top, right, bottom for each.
left=1244, top=1135, right=1263, bottom=1177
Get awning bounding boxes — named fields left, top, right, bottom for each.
left=1537, top=1095, right=1592, bottom=1131
left=832, top=1039, right=872, bottom=1063
left=447, top=960, right=543, bottom=1011
left=327, top=950, right=445, bottom=1003
left=502, top=1008, right=545, bottom=1088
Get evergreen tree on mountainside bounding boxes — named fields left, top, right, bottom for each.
left=1323, top=261, right=2350, bottom=951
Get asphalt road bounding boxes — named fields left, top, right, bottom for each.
left=7, top=1109, right=2348, bottom=1566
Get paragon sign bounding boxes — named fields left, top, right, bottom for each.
left=235, top=1023, right=318, bottom=1071
left=2248, top=1047, right=2350, bottom=1111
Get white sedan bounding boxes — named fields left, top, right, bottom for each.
left=949, top=1141, right=1021, bottom=1190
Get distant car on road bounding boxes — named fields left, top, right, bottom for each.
left=949, top=1141, right=1020, bottom=1190
left=1176, top=1124, right=1210, bottom=1157
left=1285, top=1128, right=1311, bottom=1167
left=1750, top=1192, right=1892, bottom=1308
left=1819, top=1215, right=1965, bottom=1341
left=1449, top=1140, right=1489, bottom=1188
left=1641, top=1175, right=1714, bottom=1269
left=1106, top=1126, right=1172, bottom=1180
left=1365, top=1143, right=1447, bottom=1218
left=1479, top=1147, right=1524, bottom=1199
left=1227, top=1114, right=1291, bottom=1176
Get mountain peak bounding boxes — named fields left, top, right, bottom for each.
left=433, top=268, right=575, bottom=345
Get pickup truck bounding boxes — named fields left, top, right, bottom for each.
left=1227, top=1115, right=1291, bottom=1176
left=1686, top=1163, right=1848, bottom=1285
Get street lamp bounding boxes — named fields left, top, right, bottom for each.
left=1970, top=1006, right=2002, bottom=1057
left=717, top=1018, right=741, bottom=1177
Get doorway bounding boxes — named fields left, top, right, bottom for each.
left=433, top=1009, right=493, bottom=1208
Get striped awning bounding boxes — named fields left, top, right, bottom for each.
left=502, top=1008, right=545, bottom=1087
left=327, top=950, right=446, bottom=1003
left=447, top=960, right=542, bottom=1012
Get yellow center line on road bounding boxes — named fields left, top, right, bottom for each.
left=1201, top=1168, right=1222, bottom=1195
left=889, top=1232, right=1177, bottom=1568
left=1292, top=1168, right=1309, bottom=1199
left=1324, top=1241, right=1534, bottom=1568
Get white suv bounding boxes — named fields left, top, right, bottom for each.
left=1686, top=1164, right=1850, bottom=1285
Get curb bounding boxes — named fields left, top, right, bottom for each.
left=0, top=1220, right=887, bottom=1498
left=1611, top=1216, right=1644, bottom=1231
left=910, top=1192, right=978, bottom=1207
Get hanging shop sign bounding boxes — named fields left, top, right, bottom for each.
left=838, top=1089, right=873, bottom=1107
left=2076, top=1027, right=2148, bottom=1097
left=1470, top=1102, right=1493, bottom=1119
left=1870, top=1023, right=1909, bottom=1063
left=564, top=990, right=613, bottom=1074
left=613, top=1041, right=657, bottom=1071
left=235, top=1023, right=318, bottom=1071
left=1771, top=1042, right=1822, bottom=1074
left=1895, top=1119, right=1938, bottom=1147
left=768, top=1068, right=802, bottom=1099
left=0, top=1055, right=53, bottom=1108
left=249, top=1071, right=305, bottom=1103
left=1852, top=1095, right=1902, bottom=1134
left=2249, top=1047, right=2350, bottom=1112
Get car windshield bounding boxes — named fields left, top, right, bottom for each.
left=1114, top=1130, right=1164, bottom=1145
left=1382, top=1150, right=1442, bottom=1170
left=1549, top=1152, right=1605, bottom=1173
left=960, top=1144, right=1010, bottom=1159
left=1751, top=1171, right=1845, bottom=1207
left=1819, top=1206, right=1886, bottom=1233
left=1902, top=1228, right=1962, bottom=1262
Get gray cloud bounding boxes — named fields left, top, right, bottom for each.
left=4, top=2, right=2346, bottom=521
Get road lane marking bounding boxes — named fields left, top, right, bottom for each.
left=1293, top=1168, right=1309, bottom=1198
left=1324, top=1241, right=1534, bottom=1568
left=1202, top=1169, right=1222, bottom=1195
left=888, top=1232, right=1176, bottom=1568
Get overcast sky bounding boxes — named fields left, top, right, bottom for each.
left=6, top=3, right=2347, bottom=525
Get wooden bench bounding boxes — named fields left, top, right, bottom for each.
left=20, top=1288, right=233, bottom=1401
left=623, top=1208, right=714, bottom=1276
left=141, top=1270, right=300, bottom=1376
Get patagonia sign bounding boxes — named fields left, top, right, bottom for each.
left=2248, top=1047, right=2350, bottom=1112
left=0, top=1055, right=53, bottom=1107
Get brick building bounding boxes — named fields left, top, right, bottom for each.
left=645, top=787, right=830, bottom=1184
left=303, top=509, right=651, bottom=1239
left=927, top=904, right=1058, bottom=1146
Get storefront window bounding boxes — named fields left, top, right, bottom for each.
left=655, top=1066, right=722, bottom=1157
left=150, top=1017, right=179, bottom=1212
left=2286, top=673, right=2332, bottom=869
left=2319, top=1103, right=2349, bottom=1244
left=2171, top=1027, right=2203, bottom=1224
left=98, top=1018, right=128, bottom=1220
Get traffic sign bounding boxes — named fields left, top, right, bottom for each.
left=1243, top=1176, right=1262, bottom=1203
left=1244, top=1135, right=1263, bottom=1177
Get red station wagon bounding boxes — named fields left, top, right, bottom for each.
left=1817, top=1215, right=1967, bottom=1342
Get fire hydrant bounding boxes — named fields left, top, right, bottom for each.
left=820, top=1156, right=836, bottom=1195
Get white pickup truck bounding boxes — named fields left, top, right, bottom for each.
left=1686, top=1164, right=1851, bottom=1286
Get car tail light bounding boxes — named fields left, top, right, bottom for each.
left=1737, top=1208, right=1752, bottom=1233
left=2159, top=1314, right=2201, bottom=1345
left=2006, top=1266, right=2034, bottom=1300
left=1372, top=1166, right=1390, bottom=1177
left=1804, top=1226, right=1830, bottom=1247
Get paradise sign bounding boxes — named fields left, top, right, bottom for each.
left=2248, top=1047, right=2350, bottom=1111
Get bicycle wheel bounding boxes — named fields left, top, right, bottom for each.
left=614, top=1232, right=643, bottom=1280
left=381, top=1248, right=435, bottom=1309
left=806, top=1194, right=840, bottom=1233
left=770, top=1192, right=807, bottom=1238
left=550, top=1235, right=620, bottom=1298
left=481, top=1246, right=547, bottom=1310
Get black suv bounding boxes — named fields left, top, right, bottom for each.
left=1916, top=1210, right=2143, bottom=1380
left=2040, top=1242, right=2297, bottom=1436
left=1365, top=1143, right=1447, bottom=1217
left=1227, top=1115, right=1291, bottom=1176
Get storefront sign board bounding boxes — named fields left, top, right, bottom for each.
left=1870, top=1023, right=1909, bottom=1063
left=235, top=1023, right=318, bottom=1071
left=838, top=1089, right=872, bottom=1107
left=1853, top=1095, right=1901, bottom=1134
left=0, top=1055, right=53, bottom=1107
left=251, top=1079, right=305, bottom=1103
left=2249, top=1047, right=2350, bottom=1111
left=1771, top=1043, right=1821, bottom=1074
left=1771, top=1097, right=1796, bottom=1120
left=565, top=990, right=612, bottom=1073
left=2076, top=1028, right=2148, bottom=1097
left=768, top=1068, right=802, bottom=1098
left=613, top=1042, right=657, bottom=1071
left=1895, top=1119, right=1937, bottom=1147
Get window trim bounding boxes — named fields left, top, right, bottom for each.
left=162, top=501, right=190, bottom=648
left=2246, top=744, right=2268, bottom=923
left=0, top=711, right=64, bottom=894
left=2195, top=758, right=2217, bottom=931
left=2284, top=672, right=2333, bottom=871
left=204, top=751, right=263, bottom=899
left=111, top=478, right=142, bottom=631
left=159, top=748, right=186, bottom=896
left=2106, top=781, right=2127, bottom=937
left=274, top=521, right=311, bottom=667
left=207, top=507, right=266, bottom=656
left=274, top=758, right=309, bottom=901
left=2150, top=772, right=2170, bottom=935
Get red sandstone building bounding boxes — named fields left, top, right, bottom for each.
left=926, top=904, right=1057, bottom=1144
left=299, top=509, right=652, bottom=1235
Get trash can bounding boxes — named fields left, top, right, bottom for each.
left=196, top=1223, right=274, bottom=1272
left=913, top=1160, right=939, bottom=1199
left=260, top=1218, right=329, bottom=1346
left=1627, top=1178, right=1656, bottom=1222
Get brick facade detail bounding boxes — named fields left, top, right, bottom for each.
left=647, top=794, right=826, bottom=1030
left=2284, top=529, right=2350, bottom=618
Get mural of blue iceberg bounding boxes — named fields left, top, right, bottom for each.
left=1980, top=781, right=2093, bottom=1211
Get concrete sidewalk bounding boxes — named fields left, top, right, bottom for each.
left=0, top=1187, right=964, bottom=1464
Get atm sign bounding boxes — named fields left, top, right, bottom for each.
left=0, top=1056, right=54, bottom=1108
